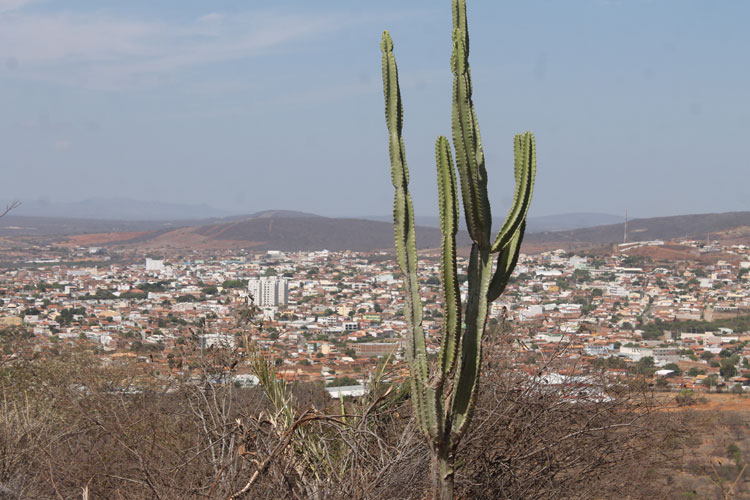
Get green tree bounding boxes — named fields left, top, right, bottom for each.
left=326, top=376, right=358, bottom=387
left=222, top=279, right=247, bottom=289
left=720, top=359, right=737, bottom=379
left=676, top=389, right=695, bottom=406
left=700, top=351, right=714, bottom=362
left=633, top=356, right=656, bottom=376
left=662, top=363, right=682, bottom=376
left=572, top=269, right=591, bottom=283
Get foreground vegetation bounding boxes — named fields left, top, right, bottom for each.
left=4, top=323, right=729, bottom=500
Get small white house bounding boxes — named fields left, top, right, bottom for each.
left=325, top=385, right=366, bottom=399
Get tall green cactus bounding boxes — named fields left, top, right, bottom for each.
left=381, top=2, right=536, bottom=498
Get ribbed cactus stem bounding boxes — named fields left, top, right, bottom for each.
left=491, top=132, right=537, bottom=253
left=381, top=1, right=536, bottom=498
left=381, top=30, right=434, bottom=439
left=435, top=136, right=461, bottom=384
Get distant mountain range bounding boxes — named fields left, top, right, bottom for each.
left=359, top=212, right=624, bottom=233
left=9, top=198, right=623, bottom=234
left=2, top=206, right=748, bottom=253
left=0, top=210, right=320, bottom=238
left=56, top=214, right=453, bottom=252
left=0, top=215, right=177, bottom=237
left=525, top=211, right=750, bottom=245
left=12, top=198, right=231, bottom=221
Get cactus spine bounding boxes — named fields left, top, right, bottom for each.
left=381, top=2, right=536, bottom=499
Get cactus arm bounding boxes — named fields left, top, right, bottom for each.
left=381, top=30, right=423, bottom=356
left=448, top=245, right=493, bottom=445
left=487, top=220, right=525, bottom=303
left=491, top=132, right=536, bottom=253
left=435, top=136, right=461, bottom=385
left=451, top=31, right=491, bottom=249
left=452, top=0, right=469, bottom=54
left=450, top=33, right=478, bottom=243
left=382, top=30, right=435, bottom=438
left=451, top=0, right=491, bottom=248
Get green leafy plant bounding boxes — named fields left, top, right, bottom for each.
left=381, top=1, right=536, bottom=498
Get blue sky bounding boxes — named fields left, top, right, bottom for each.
left=1, top=0, right=749, bottom=219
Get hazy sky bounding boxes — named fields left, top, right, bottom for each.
left=2, top=0, right=749, bottom=219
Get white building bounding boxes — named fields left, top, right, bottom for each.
left=606, top=286, right=629, bottom=297
left=619, top=346, right=653, bottom=362
left=653, top=348, right=680, bottom=364
left=232, top=374, right=259, bottom=387
left=519, top=304, right=543, bottom=321
left=325, top=385, right=367, bottom=399
left=248, top=277, right=289, bottom=306
left=199, top=334, right=236, bottom=349
left=584, top=345, right=613, bottom=356
left=145, top=258, right=165, bottom=272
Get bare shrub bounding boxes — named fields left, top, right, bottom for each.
left=0, top=324, right=692, bottom=500
left=455, top=330, right=686, bottom=500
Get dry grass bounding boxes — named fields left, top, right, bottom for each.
left=0, top=331, right=715, bottom=500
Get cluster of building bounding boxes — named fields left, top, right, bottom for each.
left=1, top=238, right=750, bottom=394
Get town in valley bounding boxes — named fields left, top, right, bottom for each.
left=3, top=237, right=749, bottom=397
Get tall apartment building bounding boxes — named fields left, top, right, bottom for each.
left=248, top=277, right=289, bottom=306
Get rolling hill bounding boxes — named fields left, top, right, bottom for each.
left=61, top=214, right=461, bottom=252
left=525, top=211, right=750, bottom=246
left=6, top=210, right=750, bottom=253
left=359, top=212, right=624, bottom=233
left=0, top=210, right=321, bottom=238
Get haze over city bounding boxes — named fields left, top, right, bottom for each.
left=2, top=0, right=749, bottom=220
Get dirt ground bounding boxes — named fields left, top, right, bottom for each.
left=665, top=392, right=750, bottom=499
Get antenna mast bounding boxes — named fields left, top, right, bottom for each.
left=624, top=209, right=628, bottom=244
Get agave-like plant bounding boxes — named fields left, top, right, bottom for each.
left=381, top=1, right=536, bottom=498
